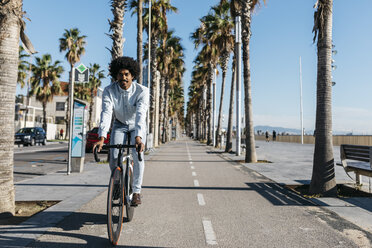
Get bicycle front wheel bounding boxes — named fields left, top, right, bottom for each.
left=124, top=159, right=134, bottom=222
left=107, top=167, right=124, bottom=246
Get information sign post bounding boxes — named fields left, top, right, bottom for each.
left=70, top=99, right=87, bottom=172
left=67, top=63, right=89, bottom=174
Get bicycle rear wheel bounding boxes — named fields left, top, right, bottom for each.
left=124, top=159, right=134, bottom=222
left=107, top=167, right=124, bottom=246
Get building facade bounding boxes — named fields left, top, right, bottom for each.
left=15, top=82, right=103, bottom=140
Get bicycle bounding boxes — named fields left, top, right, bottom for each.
left=94, top=133, right=142, bottom=246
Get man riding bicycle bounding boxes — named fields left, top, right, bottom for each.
left=93, top=56, right=149, bottom=206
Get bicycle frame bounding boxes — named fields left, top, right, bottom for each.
left=93, top=133, right=142, bottom=245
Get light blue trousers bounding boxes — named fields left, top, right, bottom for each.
left=110, top=121, right=145, bottom=194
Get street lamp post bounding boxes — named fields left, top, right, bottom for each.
left=212, top=68, right=217, bottom=147
left=67, top=68, right=75, bottom=175
left=147, top=0, right=151, bottom=148
left=299, top=56, right=304, bottom=144
left=235, top=16, right=242, bottom=156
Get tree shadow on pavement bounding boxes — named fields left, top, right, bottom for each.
left=15, top=183, right=107, bottom=188
left=142, top=185, right=251, bottom=191
left=246, top=183, right=316, bottom=206
left=1, top=230, right=167, bottom=248
left=143, top=183, right=316, bottom=206
left=148, top=160, right=226, bottom=163
left=0, top=211, right=168, bottom=248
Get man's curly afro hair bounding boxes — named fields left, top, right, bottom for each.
left=109, top=56, right=140, bottom=80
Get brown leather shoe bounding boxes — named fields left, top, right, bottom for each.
left=131, top=193, right=141, bottom=206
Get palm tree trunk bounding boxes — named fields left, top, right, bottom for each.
left=225, top=57, right=236, bottom=153
left=109, top=0, right=126, bottom=59
left=310, top=0, right=336, bottom=196
left=42, top=101, right=47, bottom=132
left=202, top=92, right=207, bottom=141
left=149, top=36, right=158, bottom=140
left=0, top=0, right=22, bottom=217
left=216, top=51, right=229, bottom=148
left=241, top=2, right=257, bottom=163
left=162, top=81, right=170, bottom=143
left=159, top=77, right=165, bottom=145
left=88, top=92, right=94, bottom=130
left=137, top=0, right=143, bottom=85
left=207, top=63, right=213, bottom=145
left=194, top=109, right=201, bottom=140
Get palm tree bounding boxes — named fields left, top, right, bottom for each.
left=18, top=45, right=33, bottom=127
left=168, top=83, right=185, bottom=138
left=128, top=0, right=145, bottom=85
left=87, top=63, right=105, bottom=129
left=207, top=1, right=234, bottom=148
left=137, top=0, right=144, bottom=85
left=225, top=57, right=235, bottom=152
left=0, top=0, right=22, bottom=217
left=108, top=0, right=127, bottom=59
left=59, top=28, right=87, bottom=138
left=191, top=15, right=220, bottom=145
left=30, top=54, right=64, bottom=132
left=236, top=0, right=265, bottom=162
left=0, top=0, right=36, bottom=217
left=309, top=0, right=336, bottom=196
left=143, top=0, right=177, bottom=143
left=160, top=32, right=185, bottom=142
left=18, top=45, right=30, bottom=89
left=74, top=83, right=90, bottom=102
left=157, top=31, right=182, bottom=142
left=188, top=59, right=209, bottom=141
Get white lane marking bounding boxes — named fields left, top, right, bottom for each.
left=194, top=180, right=200, bottom=187
left=197, top=193, right=205, bottom=206
left=189, top=161, right=193, bottom=164
left=191, top=166, right=195, bottom=169
left=202, top=219, right=217, bottom=245
left=192, top=171, right=197, bottom=177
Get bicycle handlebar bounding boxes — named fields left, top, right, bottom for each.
left=93, top=144, right=142, bottom=163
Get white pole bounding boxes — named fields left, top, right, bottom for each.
left=67, top=68, right=75, bottom=175
left=235, top=16, right=242, bottom=156
left=147, top=0, right=151, bottom=140
left=212, top=69, right=217, bottom=147
left=299, top=56, right=304, bottom=144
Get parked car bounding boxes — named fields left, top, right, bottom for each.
left=15, top=127, right=47, bottom=146
left=85, top=127, right=110, bottom=152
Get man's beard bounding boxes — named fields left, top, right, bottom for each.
left=119, top=80, right=128, bottom=85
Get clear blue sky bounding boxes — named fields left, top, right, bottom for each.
left=19, top=0, right=372, bottom=134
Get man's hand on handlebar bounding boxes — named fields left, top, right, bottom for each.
left=93, top=137, right=105, bottom=153
left=135, top=136, right=144, bottom=153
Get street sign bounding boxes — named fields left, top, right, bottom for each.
left=74, top=63, right=89, bottom=83
left=71, top=100, right=86, bottom=157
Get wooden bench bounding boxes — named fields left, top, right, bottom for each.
left=336, top=144, right=372, bottom=185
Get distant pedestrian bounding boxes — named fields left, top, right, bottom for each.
left=265, top=131, right=269, bottom=142
left=272, top=130, right=277, bottom=141
left=59, top=128, right=64, bottom=139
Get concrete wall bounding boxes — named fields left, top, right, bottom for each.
left=255, top=135, right=372, bottom=146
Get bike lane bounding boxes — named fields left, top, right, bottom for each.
left=29, top=137, right=365, bottom=247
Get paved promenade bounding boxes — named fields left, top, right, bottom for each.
left=0, top=138, right=371, bottom=247
left=222, top=140, right=372, bottom=235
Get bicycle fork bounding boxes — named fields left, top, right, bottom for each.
left=122, top=154, right=133, bottom=205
